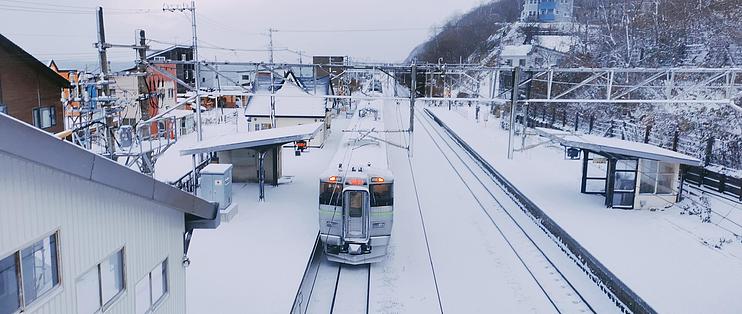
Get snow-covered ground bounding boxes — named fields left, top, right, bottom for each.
left=428, top=105, right=742, bottom=314
left=182, top=116, right=349, bottom=313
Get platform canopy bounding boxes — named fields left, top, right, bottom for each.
left=180, top=122, right=322, bottom=156
left=535, top=127, right=702, bottom=166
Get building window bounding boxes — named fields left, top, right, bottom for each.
left=0, top=232, right=60, bottom=314
left=136, top=259, right=169, bottom=314
left=32, top=106, right=56, bottom=129
left=639, top=160, right=675, bottom=195
left=76, top=249, right=125, bottom=313
left=519, top=59, right=526, bottom=66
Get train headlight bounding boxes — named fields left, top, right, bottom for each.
left=372, top=222, right=385, bottom=229
left=326, top=221, right=339, bottom=228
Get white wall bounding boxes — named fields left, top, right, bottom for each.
left=0, top=151, right=186, bottom=314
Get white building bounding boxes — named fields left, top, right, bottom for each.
left=0, top=113, right=219, bottom=314
left=521, top=0, right=574, bottom=22
left=110, top=72, right=177, bottom=125
left=245, top=72, right=329, bottom=147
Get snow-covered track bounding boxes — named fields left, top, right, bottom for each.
left=291, top=236, right=371, bottom=314
left=330, top=264, right=371, bottom=314
left=421, top=107, right=656, bottom=314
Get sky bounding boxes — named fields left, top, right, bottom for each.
left=0, top=0, right=488, bottom=69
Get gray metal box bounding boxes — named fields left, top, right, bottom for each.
left=198, top=163, right=233, bottom=210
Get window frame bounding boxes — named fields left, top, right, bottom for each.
left=370, top=183, right=394, bottom=207
left=639, top=160, right=676, bottom=196
left=0, top=231, right=62, bottom=314
left=75, top=247, right=126, bottom=314
left=32, top=106, right=57, bottom=129
left=136, top=258, right=169, bottom=314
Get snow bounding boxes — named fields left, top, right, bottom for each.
left=428, top=106, right=742, bottom=314
left=536, top=127, right=702, bottom=165
left=534, top=35, right=575, bottom=53
left=245, top=79, right=327, bottom=118
left=500, top=45, right=534, bottom=57
left=161, top=109, right=194, bottom=119
left=184, top=118, right=350, bottom=314
left=179, top=122, right=322, bottom=156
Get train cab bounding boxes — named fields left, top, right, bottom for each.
left=319, top=165, right=394, bottom=264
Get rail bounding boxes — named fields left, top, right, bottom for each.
left=426, top=108, right=656, bottom=314
left=169, top=152, right=218, bottom=193
left=291, top=234, right=323, bottom=314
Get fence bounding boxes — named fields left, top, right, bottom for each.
left=169, top=152, right=218, bottom=194
left=522, top=105, right=741, bottom=170
left=683, top=166, right=742, bottom=202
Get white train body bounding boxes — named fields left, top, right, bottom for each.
left=318, top=103, right=394, bottom=264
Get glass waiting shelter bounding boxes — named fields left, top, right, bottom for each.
left=536, top=128, right=702, bottom=210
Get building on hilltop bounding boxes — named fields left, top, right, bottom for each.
left=521, top=0, right=574, bottom=23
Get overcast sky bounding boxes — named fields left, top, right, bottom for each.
left=1, top=0, right=487, bottom=68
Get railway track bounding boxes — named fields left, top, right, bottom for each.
left=419, top=106, right=656, bottom=314
left=415, top=106, right=600, bottom=313
left=292, top=237, right=371, bottom=314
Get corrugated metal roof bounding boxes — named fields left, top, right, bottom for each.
left=0, top=113, right=219, bottom=222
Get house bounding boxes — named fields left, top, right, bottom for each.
left=110, top=63, right=178, bottom=125
left=0, top=34, right=68, bottom=133
left=521, top=0, right=574, bottom=23
left=0, top=113, right=219, bottom=314
left=245, top=71, right=330, bottom=147
left=312, top=55, right=346, bottom=77
left=147, top=45, right=194, bottom=93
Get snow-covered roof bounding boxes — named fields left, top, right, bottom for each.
left=180, top=122, right=323, bottom=156
left=534, top=35, right=575, bottom=53
left=500, top=45, right=534, bottom=57
left=536, top=127, right=702, bottom=166
left=245, top=75, right=327, bottom=118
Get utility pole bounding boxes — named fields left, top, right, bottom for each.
left=163, top=1, right=202, bottom=142
left=268, top=28, right=276, bottom=128
left=135, top=29, right=150, bottom=121
left=507, top=67, right=521, bottom=160
left=409, top=64, right=417, bottom=158
left=95, top=7, right=116, bottom=160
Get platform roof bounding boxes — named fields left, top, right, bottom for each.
left=180, top=122, right=323, bottom=156
left=535, top=127, right=702, bottom=166
left=0, top=113, right=219, bottom=225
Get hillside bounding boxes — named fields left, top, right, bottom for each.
left=408, top=0, right=742, bottom=171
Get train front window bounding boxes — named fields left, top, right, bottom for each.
left=346, top=191, right=365, bottom=218
left=370, top=183, right=393, bottom=207
left=319, top=183, right=342, bottom=206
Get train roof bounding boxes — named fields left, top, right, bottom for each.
left=322, top=101, right=393, bottom=181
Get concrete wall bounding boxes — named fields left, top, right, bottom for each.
left=0, top=151, right=186, bottom=314
left=217, top=147, right=282, bottom=184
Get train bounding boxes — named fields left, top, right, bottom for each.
left=318, top=102, right=394, bottom=265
